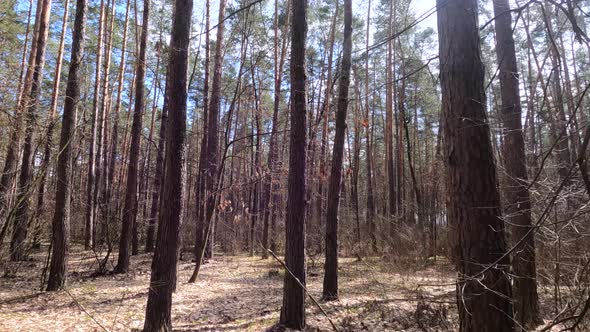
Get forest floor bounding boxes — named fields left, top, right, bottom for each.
left=0, top=246, right=560, bottom=331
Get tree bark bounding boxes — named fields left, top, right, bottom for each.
left=188, top=0, right=226, bottom=283
left=492, top=0, right=541, bottom=328
left=32, top=0, right=70, bottom=249
left=437, top=0, right=515, bottom=330
left=115, top=0, right=150, bottom=273
left=279, top=0, right=308, bottom=328
left=47, top=0, right=88, bottom=291
left=142, top=0, right=191, bottom=327
left=323, top=0, right=352, bottom=301
left=10, top=0, right=52, bottom=261
left=85, top=0, right=106, bottom=250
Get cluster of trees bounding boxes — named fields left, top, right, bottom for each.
left=1, top=0, right=590, bottom=330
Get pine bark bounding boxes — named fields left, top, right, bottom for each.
left=86, top=0, right=106, bottom=250
left=279, top=0, right=308, bottom=328
left=492, top=0, right=541, bottom=328
left=10, top=0, right=52, bottom=261
left=47, top=0, right=88, bottom=291
left=115, top=0, right=150, bottom=273
left=323, top=0, right=352, bottom=301
left=437, top=0, right=515, bottom=330
left=189, top=0, right=226, bottom=282
left=142, top=0, right=191, bottom=327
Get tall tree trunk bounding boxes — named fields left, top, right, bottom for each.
left=364, top=0, right=377, bottom=253
left=261, top=0, right=290, bottom=259
left=105, top=0, right=132, bottom=245
left=145, top=37, right=166, bottom=253
left=187, top=0, right=210, bottom=274
left=385, top=0, right=397, bottom=241
left=437, top=0, right=515, bottom=330
left=115, top=0, right=150, bottom=273
left=32, top=0, right=71, bottom=249
left=10, top=0, right=52, bottom=261
left=46, top=0, right=88, bottom=291
left=492, top=0, right=541, bottom=328
left=189, top=0, right=226, bottom=282
left=142, top=0, right=191, bottom=327
left=86, top=0, right=106, bottom=250
left=323, top=0, right=352, bottom=301
left=316, top=0, right=339, bottom=254
left=279, top=0, right=308, bottom=328
left=0, top=0, right=41, bottom=228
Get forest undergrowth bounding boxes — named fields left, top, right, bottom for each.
left=0, top=245, right=571, bottom=331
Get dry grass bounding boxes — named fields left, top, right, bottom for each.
left=0, top=246, right=466, bottom=331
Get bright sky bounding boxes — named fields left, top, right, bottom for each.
left=409, top=0, right=437, bottom=30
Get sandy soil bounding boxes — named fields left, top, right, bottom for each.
left=0, top=246, right=465, bottom=331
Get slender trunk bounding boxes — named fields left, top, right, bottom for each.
left=323, top=0, right=352, bottom=301
left=105, top=0, right=132, bottom=245
left=10, top=0, right=52, bottom=261
left=145, top=38, right=165, bottom=253
left=365, top=0, right=377, bottom=253
left=115, top=0, right=150, bottom=273
left=188, top=0, right=226, bottom=282
left=317, top=0, right=339, bottom=254
left=385, top=0, right=397, bottom=240
left=0, top=0, right=41, bottom=226
left=262, top=0, right=290, bottom=259
left=86, top=0, right=106, bottom=250
left=493, top=0, right=541, bottom=327
left=33, top=0, right=71, bottom=248
left=47, top=0, right=88, bottom=291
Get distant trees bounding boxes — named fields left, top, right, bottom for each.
left=437, top=0, right=515, bottom=330
left=0, top=0, right=589, bottom=329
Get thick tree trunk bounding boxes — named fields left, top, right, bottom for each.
left=437, top=0, right=515, bottom=331
left=115, top=0, right=150, bottom=273
left=323, top=0, right=352, bottom=301
left=47, top=0, right=88, bottom=291
left=279, top=0, right=308, bottom=328
left=492, top=0, right=541, bottom=328
left=142, top=0, right=191, bottom=327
